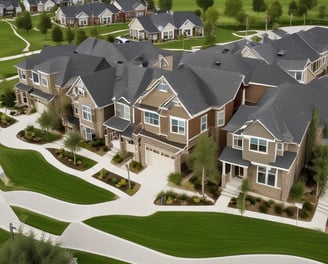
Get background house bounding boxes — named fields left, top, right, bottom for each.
left=112, top=0, right=146, bottom=22
left=129, top=11, right=204, bottom=42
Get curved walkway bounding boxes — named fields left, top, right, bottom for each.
left=0, top=110, right=326, bottom=263
left=3, top=19, right=30, bottom=52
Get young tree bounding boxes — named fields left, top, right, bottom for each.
left=187, top=134, right=219, bottom=198
left=224, top=0, right=243, bottom=18
left=0, top=231, right=73, bottom=263
left=107, top=34, right=115, bottom=42
left=38, top=12, right=52, bottom=38
left=202, top=6, right=219, bottom=47
left=300, top=0, right=317, bottom=10
left=267, top=0, right=283, bottom=22
left=147, top=0, right=155, bottom=13
left=318, top=5, right=326, bottom=23
left=158, top=0, right=172, bottom=11
left=305, top=105, right=319, bottom=164
left=237, top=178, right=249, bottom=217
left=52, top=25, right=64, bottom=45
left=22, top=11, right=32, bottom=32
left=37, top=110, right=59, bottom=133
left=64, top=131, right=81, bottom=165
left=296, top=2, right=308, bottom=17
left=252, top=0, right=267, bottom=16
left=312, top=145, right=328, bottom=198
left=288, top=0, right=298, bottom=15
left=290, top=180, right=305, bottom=202
left=196, top=0, right=214, bottom=17
left=90, top=26, right=100, bottom=38
left=75, top=28, right=87, bottom=46
left=0, top=89, right=16, bottom=110
left=65, top=28, right=75, bottom=44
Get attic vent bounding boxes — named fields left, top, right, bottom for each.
left=116, top=60, right=123, bottom=64
left=214, top=61, right=221, bottom=66
left=277, top=50, right=286, bottom=56
left=222, top=48, right=229, bottom=54
left=177, top=63, right=184, bottom=69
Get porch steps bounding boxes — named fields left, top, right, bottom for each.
left=221, top=178, right=242, bottom=199
left=104, top=147, right=120, bottom=159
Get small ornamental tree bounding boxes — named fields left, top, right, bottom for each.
left=65, top=28, right=75, bottom=44
left=305, top=105, right=319, bottom=164
left=267, top=0, right=283, bottom=22
left=196, top=0, right=214, bottom=18
left=158, top=0, right=172, bottom=11
left=252, top=0, right=267, bottom=15
left=187, top=134, right=219, bottom=198
left=37, top=110, right=59, bottom=133
left=312, top=145, right=328, bottom=198
left=75, top=28, right=87, bottom=46
left=64, top=131, right=81, bottom=165
left=38, top=12, right=52, bottom=38
left=52, top=25, right=64, bottom=45
left=237, top=178, right=250, bottom=217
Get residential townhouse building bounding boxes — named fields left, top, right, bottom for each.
left=129, top=11, right=204, bottom=42
left=55, top=3, right=120, bottom=27
left=24, top=0, right=55, bottom=12
left=111, top=0, right=146, bottom=21
left=0, top=0, right=21, bottom=16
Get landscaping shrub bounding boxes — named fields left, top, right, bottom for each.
left=91, top=138, right=105, bottom=148
left=112, top=153, right=123, bottom=164
left=165, top=190, right=177, bottom=199
left=303, top=201, right=313, bottom=212
left=193, top=196, right=200, bottom=204
left=111, top=177, right=119, bottom=184
left=166, top=196, right=174, bottom=205
left=256, top=197, right=262, bottom=203
left=99, top=168, right=108, bottom=179
left=259, top=203, right=269, bottom=213
left=230, top=197, right=237, bottom=205
left=168, top=172, right=182, bottom=185
left=299, top=209, right=309, bottom=219
left=284, top=207, right=294, bottom=217
left=274, top=204, right=283, bottom=215
left=129, top=160, right=143, bottom=171
left=179, top=193, right=188, bottom=201
left=246, top=195, right=256, bottom=205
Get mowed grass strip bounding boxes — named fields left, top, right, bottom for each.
left=0, top=144, right=116, bottom=204
left=12, top=206, right=69, bottom=235
left=85, top=212, right=328, bottom=262
left=74, top=251, right=130, bottom=264
left=0, top=21, right=26, bottom=57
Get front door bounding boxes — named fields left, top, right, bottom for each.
left=234, top=166, right=244, bottom=178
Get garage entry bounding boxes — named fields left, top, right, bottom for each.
left=145, top=145, right=176, bottom=173
left=34, top=100, right=47, bottom=113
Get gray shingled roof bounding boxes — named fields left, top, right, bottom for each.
left=114, top=0, right=145, bottom=11
left=219, top=147, right=250, bottom=167
left=15, top=83, right=33, bottom=92
left=59, top=3, right=119, bottom=18
left=298, top=27, right=328, bottom=54
left=30, top=89, right=55, bottom=101
left=270, top=151, right=296, bottom=170
left=103, top=116, right=130, bottom=131
left=135, top=11, right=203, bottom=33
left=80, top=67, right=116, bottom=107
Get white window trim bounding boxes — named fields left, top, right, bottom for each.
left=41, top=75, right=48, bottom=87
left=256, top=166, right=278, bottom=188
left=249, top=136, right=268, bottom=154
left=32, top=71, right=40, bottom=85
left=115, top=102, right=130, bottom=121
left=144, top=111, right=159, bottom=127
left=82, top=105, right=92, bottom=122
left=217, top=109, right=225, bottom=127
left=232, top=135, right=243, bottom=150
left=19, top=69, right=26, bottom=80
left=200, top=114, right=207, bottom=132
left=277, top=142, right=283, bottom=151
left=170, top=116, right=185, bottom=135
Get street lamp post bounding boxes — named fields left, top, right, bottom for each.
left=9, top=223, right=16, bottom=240
left=125, top=164, right=131, bottom=189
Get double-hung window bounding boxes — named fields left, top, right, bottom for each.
left=41, top=76, right=48, bottom=87
left=144, top=111, right=159, bottom=126
left=233, top=135, right=243, bottom=150
left=82, top=105, right=92, bottom=121
left=250, top=137, right=267, bottom=153
left=200, top=114, right=207, bottom=132
left=217, top=109, right=225, bottom=127
left=32, top=72, right=39, bottom=85
left=171, top=117, right=185, bottom=135
left=257, top=166, right=277, bottom=187
left=19, top=69, right=26, bottom=80
left=116, top=103, right=130, bottom=121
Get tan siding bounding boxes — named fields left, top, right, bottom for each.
left=160, top=116, right=168, bottom=135
left=243, top=138, right=276, bottom=164
left=166, top=105, right=189, bottom=119
left=226, top=133, right=233, bottom=148
left=245, top=84, right=268, bottom=105
left=243, top=121, right=274, bottom=140
left=141, top=89, right=173, bottom=108
left=134, top=108, right=141, bottom=124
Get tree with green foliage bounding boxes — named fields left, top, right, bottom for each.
left=37, top=110, right=59, bottom=133
left=296, top=2, right=308, bottom=16
left=312, top=145, right=328, bottom=198
left=38, top=12, right=52, bottom=38
left=187, top=134, right=219, bottom=198
left=194, top=9, right=202, bottom=17
left=65, top=28, right=75, bottom=44
left=300, top=0, right=317, bottom=10
left=305, top=105, right=319, bottom=164
left=0, top=231, right=73, bottom=263
left=196, top=0, right=214, bottom=17
left=90, top=26, right=100, bottom=38
left=107, top=34, right=115, bottom=42
left=16, top=11, right=32, bottom=32
left=0, top=89, right=16, bottom=110
left=318, top=5, right=326, bottom=23
left=203, top=6, right=219, bottom=47
left=224, top=0, right=243, bottom=18
left=52, top=25, right=63, bottom=45
left=75, top=28, right=87, bottom=46
left=146, top=0, right=155, bottom=13
left=252, top=0, right=267, bottom=15
left=290, top=180, right=305, bottom=202
left=158, top=0, right=172, bottom=11
left=267, top=0, right=283, bottom=22
left=64, top=131, right=81, bottom=165
left=237, top=178, right=249, bottom=217
left=288, top=0, right=298, bottom=15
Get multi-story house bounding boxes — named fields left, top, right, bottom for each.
left=219, top=77, right=328, bottom=201
left=129, top=11, right=204, bottom=42
left=111, top=0, right=146, bottom=22
left=15, top=45, right=110, bottom=114
left=24, top=0, right=55, bottom=12
left=0, top=0, right=21, bottom=16
left=242, top=27, right=328, bottom=84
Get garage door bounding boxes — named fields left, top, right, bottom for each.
left=35, top=100, right=47, bottom=113
left=145, top=146, right=176, bottom=174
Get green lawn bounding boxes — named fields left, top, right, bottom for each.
left=0, top=79, right=18, bottom=95
left=0, top=20, right=26, bottom=57
left=0, top=144, right=117, bottom=204
left=0, top=57, right=23, bottom=79
left=0, top=228, right=10, bottom=243
left=85, top=212, right=328, bottom=262
left=12, top=206, right=70, bottom=235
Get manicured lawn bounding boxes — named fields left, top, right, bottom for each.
left=0, top=144, right=117, bottom=204
left=85, top=212, right=328, bottom=262
left=74, top=251, right=130, bottom=264
left=0, top=228, right=10, bottom=243
left=0, top=20, right=25, bottom=57
left=0, top=57, right=23, bottom=79
left=12, top=206, right=70, bottom=235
